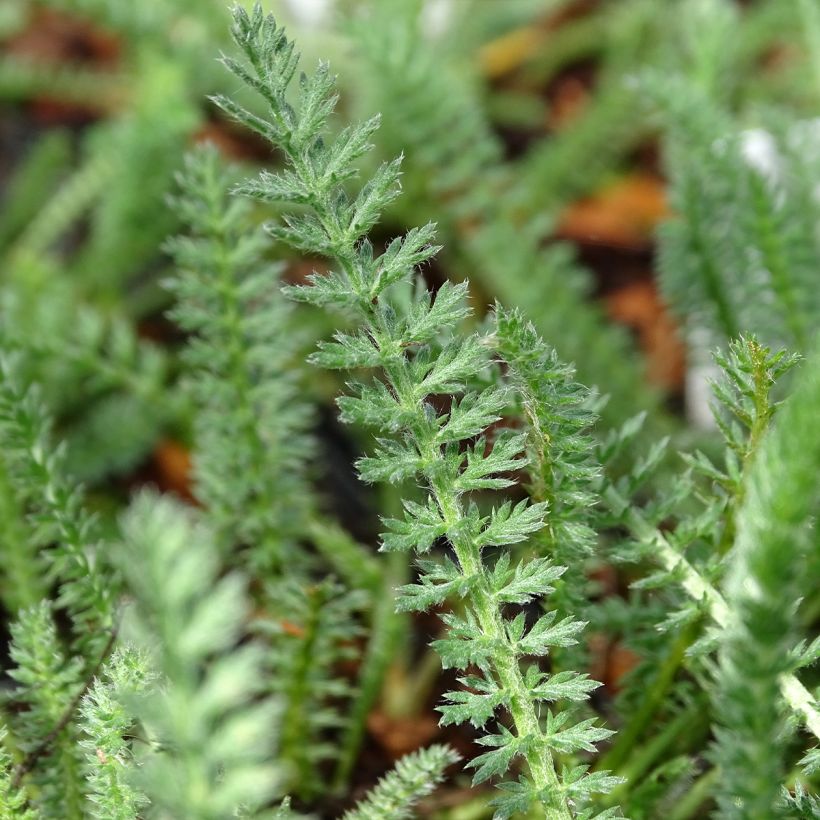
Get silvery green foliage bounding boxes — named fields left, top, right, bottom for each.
left=597, top=335, right=820, bottom=815
left=0, top=728, right=34, bottom=820
left=7, top=601, right=85, bottom=818
left=349, top=0, right=663, bottom=436
left=713, top=345, right=820, bottom=818
left=55, top=311, right=169, bottom=484
left=493, top=306, right=601, bottom=619
left=0, top=440, right=46, bottom=617
left=780, top=781, right=820, bottom=819
left=0, top=290, right=169, bottom=486
left=260, top=579, right=367, bottom=800
left=164, top=144, right=312, bottom=571
left=78, top=647, right=154, bottom=819
left=608, top=337, right=801, bottom=641
left=654, top=81, right=817, bottom=349
left=115, top=492, right=282, bottom=819
left=650, top=0, right=820, bottom=353
left=0, top=354, right=113, bottom=657
left=212, top=5, right=618, bottom=816
left=342, top=744, right=460, bottom=820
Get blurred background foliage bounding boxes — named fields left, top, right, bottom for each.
left=0, top=0, right=810, bottom=442
left=3, top=0, right=818, bottom=481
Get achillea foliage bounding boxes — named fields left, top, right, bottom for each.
left=349, top=0, right=663, bottom=435
left=598, top=336, right=820, bottom=813
left=0, top=728, right=34, bottom=820
left=7, top=601, right=85, bottom=819
left=115, top=492, right=282, bottom=819
left=608, top=336, right=802, bottom=631
left=0, top=3, right=817, bottom=818
left=713, top=343, right=820, bottom=818
left=650, top=0, right=820, bottom=352
left=494, top=306, right=601, bottom=619
left=213, top=5, right=617, bottom=816
left=342, top=744, right=460, bottom=820
left=0, top=353, right=113, bottom=658
left=165, top=144, right=312, bottom=571
left=261, top=578, right=367, bottom=800
left=78, top=648, right=154, bottom=820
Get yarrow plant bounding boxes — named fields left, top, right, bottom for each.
left=0, top=2, right=818, bottom=819
left=212, top=5, right=623, bottom=817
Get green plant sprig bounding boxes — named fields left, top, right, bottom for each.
left=165, top=144, right=312, bottom=571
left=0, top=354, right=114, bottom=657
left=7, top=602, right=86, bottom=818
left=493, top=305, right=601, bottom=621
left=115, top=492, right=282, bottom=819
left=342, top=743, right=460, bottom=820
left=601, top=341, right=820, bottom=755
left=78, top=647, right=154, bottom=820
left=0, top=728, right=34, bottom=820
left=212, top=5, right=618, bottom=817
left=714, top=343, right=820, bottom=817
left=261, top=578, right=366, bottom=800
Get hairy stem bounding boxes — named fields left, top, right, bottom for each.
left=605, top=485, right=820, bottom=741
left=597, top=622, right=699, bottom=774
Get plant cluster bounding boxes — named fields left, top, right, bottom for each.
left=0, top=1, right=817, bottom=819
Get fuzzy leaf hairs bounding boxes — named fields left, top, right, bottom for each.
left=213, top=5, right=618, bottom=816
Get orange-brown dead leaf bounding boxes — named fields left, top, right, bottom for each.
left=548, top=75, right=591, bottom=129
left=605, top=642, right=641, bottom=692
left=153, top=439, right=195, bottom=502
left=606, top=280, right=686, bottom=391
left=279, top=619, right=306, bottom=639
left=8, top=9, right=121, bottom=122
left=479, top=1, right=600, bottom=79
left=8, top=9, right=120, bottom=65
left=588, top=634, right=641, bottom=694
left=192, top=123, right=254, bottom=161
left=367, top=710, right=438, bottom=761
left=192, top=120, right=275, bottom=163
left=558, top=173, right=668, bottom=248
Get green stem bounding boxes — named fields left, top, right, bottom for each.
left=596, top=623, right=698, bottom=774
left=430, top=469, right=570, bottom=820
left=605, top=485, right=820, bottom=741
left=7, top=151, right=114, bottom=275
left=279, top=585, right=324, bottom=799
left=334, top=552, right=406, bottom=792
left=307, top=515, right=382, bottom=592
left=608, top=701, right=709, bottom=807
left=386, top=642, right=443, bottom=720
left=0, top=463, right=45, bottom=613
left=667, top=767, right=719, bottom=820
